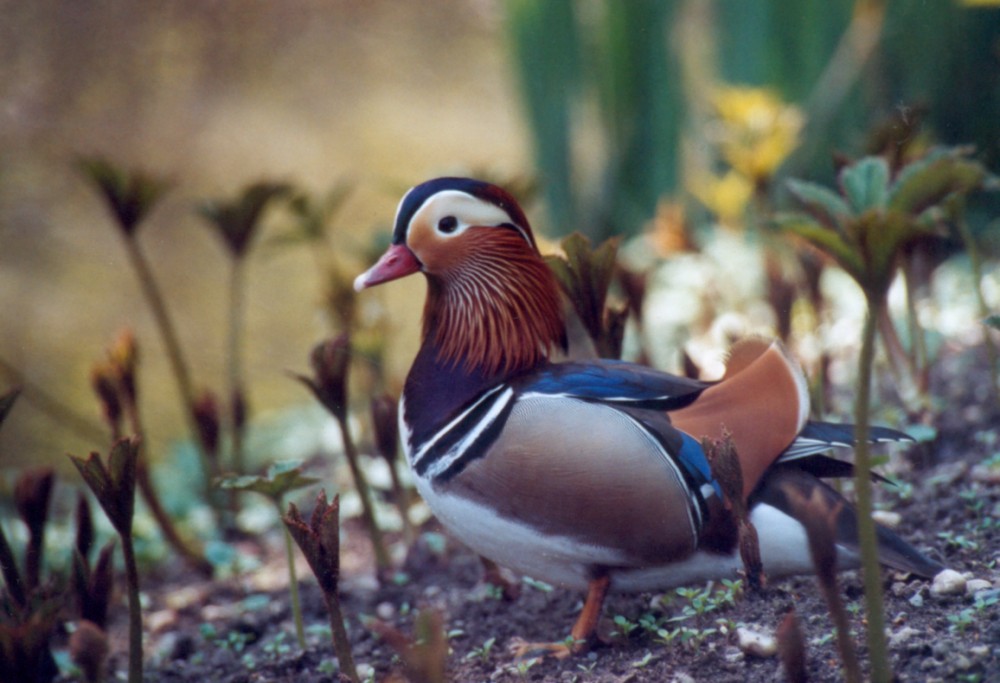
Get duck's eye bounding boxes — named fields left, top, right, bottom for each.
left=437, top=216, right=459, bottom=234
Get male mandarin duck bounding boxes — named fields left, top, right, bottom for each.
left=354, top=177, right=942, bottom=657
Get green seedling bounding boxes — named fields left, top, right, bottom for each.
left=947, top=608, right=975, bottom=634
left=464, top=636, right=496, bottom=664
left=219, top=460, right=317, bottom=649
left=937, top=531, right=979, bottom=552
left=611, top=614, right=639, bottom=639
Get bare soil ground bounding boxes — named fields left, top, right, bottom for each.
left=75, top=346, right=1000, bottom=682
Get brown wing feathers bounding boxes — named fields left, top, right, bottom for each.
left=671, top=339, right=810, bottom=498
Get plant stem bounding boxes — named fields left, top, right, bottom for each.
left=123, top=399, right=213, bottom=576
left=322, top=589, right=360, bottom=683
left=817, top=561, right=862, bottom=683
left=227, top=260, right=247, bottom=478
left=336, top=413, right=390, bottom=573
left=386, top=458, right=415, bottom=546
left=119, top=532, right=143, bottom=683
left=121, top=237, right=216, bottom=506
left=279, top=505, right=307, bottom=649
left=855, top=294, right=890, bottom=682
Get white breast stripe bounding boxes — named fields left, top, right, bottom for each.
left=520, top=390, right=677, bottom=404
left=425, top=387, right=516, bottom=480
left=410, top=383, right=510, bottom=471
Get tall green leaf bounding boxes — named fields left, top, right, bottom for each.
left=840, top=157, right=890, bottom=213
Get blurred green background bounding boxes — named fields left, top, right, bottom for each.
left=1, top=0, right=998, bottom=470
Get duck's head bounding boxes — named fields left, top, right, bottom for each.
left=355, top=177, right=565, bottom=377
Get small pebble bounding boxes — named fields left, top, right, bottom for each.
left=671, top=674, right=696, bottom=683
left=969, top=464, right=1000, bottom=484
left=965, top=579, right=992, bottom=596
left=146, top=609, right=177, bottom=633
left=871, top=510, right=901, bottom=529
left=374, top=602, right=395, bottom=620
left=953, top=655, right=973, bottom=671
left=722, top=645, right=744, bottom=664
left=888, top=626, right=920, bottom=647
left=736, top=627, right=777, bottom=658
left=930, top=569, right=966, bottom=596
left=908, top=592, right=924, bottom=608
left=970, top=645, right=989, bottom=658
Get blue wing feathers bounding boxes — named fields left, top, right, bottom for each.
left=522, top=360, right=709, bottom=409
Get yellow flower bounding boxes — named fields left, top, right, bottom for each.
left=711, top=86, right=804, bottom=184
left=690, top=170, right=754, bottom=226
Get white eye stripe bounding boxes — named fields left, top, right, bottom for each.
left=409, top=190, right=515, bottom=237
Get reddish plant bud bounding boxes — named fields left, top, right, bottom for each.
left=70, top=619, right=110, bottom=683
left=14, top=467, right=55, bottom=590
left=91, top=362, right=123, bottom=434
left=297, top=334, right=351, bottom=420
left=777, top=610, right=808, bottom=683
left=192, top=391, right=221, bottom=457
left=75, top=493, right=95, bottom=561
left=108, top=329, right=138, bottom=407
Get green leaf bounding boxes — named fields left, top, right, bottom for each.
left=547, top=232, right=622, bottom=357
left=69, top=438, right=139, bottom=536
left=218, top=460, right=318, bottom=502
left=775, top=213, right=863, bottom=280
left=984, top=315, right=1000, bottom=331
left=787, top=178, right=854, bottom=229
left=199, top=181, right=292, bottom=258
left=888, top=154, right=987, bottom=216
left=77, top=156, right=171, bottom=236
left=850, top=210, right=923, bottom=295
left=840, top=156, right=890, bottom=213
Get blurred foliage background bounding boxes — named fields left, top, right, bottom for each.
left=1, top=0, right=999, bottom=471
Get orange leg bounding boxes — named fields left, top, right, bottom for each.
left=511, top=575, right=611, bottom=661
left=570, top=575, right=610, bottom=646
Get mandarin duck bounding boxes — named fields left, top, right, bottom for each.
left=354, top=177, right=942, bottom=657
